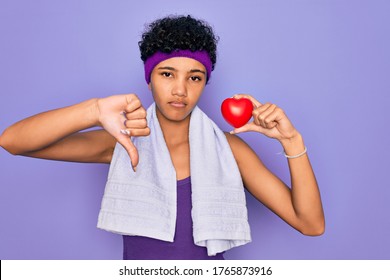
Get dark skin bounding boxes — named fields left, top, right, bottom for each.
left=0, top=57, right=324, bottom=236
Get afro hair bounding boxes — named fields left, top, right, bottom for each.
left=139, top=15, right=219, bottom=71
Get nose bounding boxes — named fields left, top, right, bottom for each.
left=171, top=78, right=187, bottom=97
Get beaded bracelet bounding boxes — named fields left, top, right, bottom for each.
left=284, top=146, right=307, bottom=159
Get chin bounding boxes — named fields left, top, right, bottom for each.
left=158, top=105, right=193, bottom=122
left=168, top=111, right=191, bottom=122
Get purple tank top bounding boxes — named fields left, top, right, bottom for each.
left=122, top=176, right=225, bottom=260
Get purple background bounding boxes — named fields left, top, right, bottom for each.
left=1, top=0, right=389, bottom=259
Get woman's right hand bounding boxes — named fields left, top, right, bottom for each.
left=97, top=94, right=150, bottom=171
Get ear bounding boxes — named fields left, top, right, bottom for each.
left=148, top=82, right=152, bottom=91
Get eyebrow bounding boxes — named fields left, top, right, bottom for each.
left=157, top=66, right=206, bottom=75
left=157, top=66, right=176, bottom=71
left=189, top=69, right=206, bottom=75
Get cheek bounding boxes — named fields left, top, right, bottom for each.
left=190, top=86, right=204, bottom=99
left=151, top=84, right=170, bottom=103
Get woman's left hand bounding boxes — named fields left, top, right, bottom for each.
left=230, top=94, right=299, bottom=142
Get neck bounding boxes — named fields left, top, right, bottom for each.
left=156, top=108, right=190, bottom=147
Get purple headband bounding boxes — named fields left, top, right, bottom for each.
left=144, top=50, right=212, bottom=84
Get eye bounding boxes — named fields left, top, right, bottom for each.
left=190, top=76, right=202, bottom=82
left=161, top=72, right=172, bottom=78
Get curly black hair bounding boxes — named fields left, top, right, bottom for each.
left=139, top=15, right=219, bottom=71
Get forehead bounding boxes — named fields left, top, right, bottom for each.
left=155, top=57, right=206, bottom=71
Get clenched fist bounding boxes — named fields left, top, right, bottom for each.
left=97, top=94, right=150, bottom=170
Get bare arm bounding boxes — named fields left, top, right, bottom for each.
left=226, top=132, right=324, bottom=236
left=228, top=94, right=325, bottom=236
left=0, top=95, right=149, bottom=166
left=22, top=129, right=116, bottom=164
left=0, top=98, right=102, bottom=155
left=280, top=134, right=324, bottom=234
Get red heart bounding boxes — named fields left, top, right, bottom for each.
left=221, top=97, right=253, bottom=128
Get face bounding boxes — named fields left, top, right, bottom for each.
left=148, top=57, right=207, bottom=123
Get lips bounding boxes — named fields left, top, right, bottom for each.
left=169, top=101, right=186, bottom=108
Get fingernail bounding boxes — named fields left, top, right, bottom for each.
left=229, top=130, right=235, bottom=134
left=133, top=166, right=137, bottom=172
left=120, top=129, right=130, bottom=135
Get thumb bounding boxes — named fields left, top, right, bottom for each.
left=118, top=132, right=139, bottom=171
left=230, top=122, right=268, bottom=135
left=230, top=123, right=254, bottom=134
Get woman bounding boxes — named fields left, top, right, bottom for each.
left=0, top=15, right=324, bottom=260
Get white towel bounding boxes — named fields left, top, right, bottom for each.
left=97, top=103, right=251, bottom=256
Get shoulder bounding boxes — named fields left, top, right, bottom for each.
left=224, top=131, right=245, bottom=149
left=223, top=131, right=271, bottom=191
left=224, top=131, right=257, bottom=165
left=224, top=131, right=251, bottom=149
